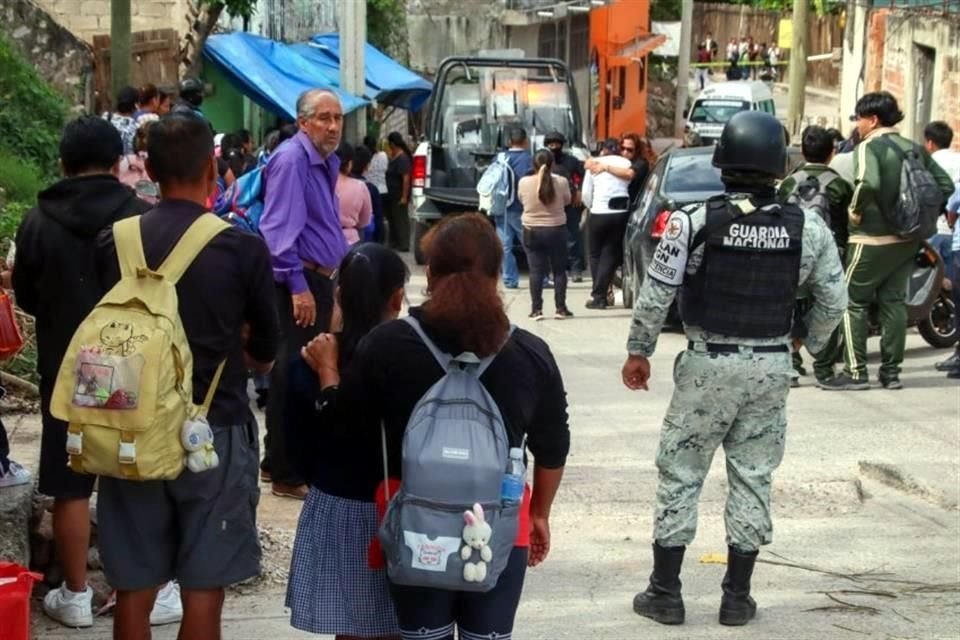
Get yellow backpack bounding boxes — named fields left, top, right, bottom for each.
left=51, top=214, right=229, bottom=481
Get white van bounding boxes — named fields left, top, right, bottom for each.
left=686, top=81, right=776, bottom=144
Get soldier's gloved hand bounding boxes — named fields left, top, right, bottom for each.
left=622, top=355, right=651, bottom=391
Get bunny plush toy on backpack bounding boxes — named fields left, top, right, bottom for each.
left=460, top=503, right=493, bottom=583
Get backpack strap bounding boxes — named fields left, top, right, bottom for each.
left=816, top=169, right=838, bottom=189
left=157, top=214, right=230, bottom=284
left=113, top=217, right=148, bottom=280
left=403, top=315, right=516, bottom=376
left=790, top=169, right=809, bottom=186
left=876, top=134, right=912, bottom=163
left=195, top=359, right=227, bottom=420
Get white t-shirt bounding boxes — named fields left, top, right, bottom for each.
left=367, top=150, right=389, bottom=195
left=932, top=148, right=960, bottom=235
left=582, top=155, right=632, bottom=214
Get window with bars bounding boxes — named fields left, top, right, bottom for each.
left=569, top=14, right=590, bottom=70
left=538, top=21, right=567, bottom=60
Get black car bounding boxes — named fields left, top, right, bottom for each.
left=621, top=145, right=802, bottom=310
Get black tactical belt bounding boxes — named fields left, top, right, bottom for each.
left=688, top=341, right=789, bottom=354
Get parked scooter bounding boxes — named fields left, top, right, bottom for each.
left=907, top=242, right=956, bottom=348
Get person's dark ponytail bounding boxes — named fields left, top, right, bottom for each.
left=534, top=149, right=556, bottom=206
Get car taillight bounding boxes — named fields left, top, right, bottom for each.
left=651, top=210, right=672, bottom=239
left=412, top=155, right=426, bottom=188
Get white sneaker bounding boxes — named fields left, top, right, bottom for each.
left=150, top=581, right=182, bottom=626
left=43, top=584, right=94, bottom=628
left=0, top=460, right=32, bottom=488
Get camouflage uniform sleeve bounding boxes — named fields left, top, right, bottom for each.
left=626, top=210, right=694, bottom=357
left=800, top=213, right=848, bottom=354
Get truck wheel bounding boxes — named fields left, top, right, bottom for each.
left=413, top=220, right=430, bottom=265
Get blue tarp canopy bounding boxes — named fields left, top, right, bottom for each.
left=203, top=32, right=368, bottom=120
left=296, top=34, right=433, bottom=112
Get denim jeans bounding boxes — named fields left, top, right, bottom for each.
left=495, top=211, right=523, bottom=287
left=929, top=233, right=955, bottom=281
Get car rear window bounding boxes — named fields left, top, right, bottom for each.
left=689, top=99, right=750, bottom=124
left=662, top=154, right=723, bottom=199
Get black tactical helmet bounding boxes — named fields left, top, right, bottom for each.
left=712, top=111, right=787, bottom=178
left=544, top=131, right=565, bottom=145
left=179, top=77, right=204, bottom=101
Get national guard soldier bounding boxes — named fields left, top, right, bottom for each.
left=621, top=111, right=847, bottom=627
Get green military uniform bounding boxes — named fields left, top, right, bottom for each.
left=844, top=129, right=954, bottom=383
left=778, top=163, right=854, bottom=382
left=628, top=199, right=846, bottom=551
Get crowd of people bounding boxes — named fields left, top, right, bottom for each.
left=695, top=32, right=781, bottom=88
left=0, top=83, right=571, bottom=640
left=0, top=76, right=956, bottom=640
left=786, top=94, right=959, bottom=387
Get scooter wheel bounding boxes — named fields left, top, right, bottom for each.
left=917, top=295, right=958, bottom=349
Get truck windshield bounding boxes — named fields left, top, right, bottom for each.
left=689, top=99, right=750, bottom=124
left=433, top=62, right=578, bottom=155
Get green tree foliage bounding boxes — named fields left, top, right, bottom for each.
left=0, top=35, right=67, bottom=178
left=368, top=0, right=407, bottom=55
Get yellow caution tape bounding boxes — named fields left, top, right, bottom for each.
left=699, top=553, right=729, bottom=565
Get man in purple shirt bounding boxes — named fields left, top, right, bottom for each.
left=259, top=89, right=347, bottom=499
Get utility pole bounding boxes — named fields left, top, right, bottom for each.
left=340, top=0, right=367, bottom=142
left=786, top=0, right=809, bottom=138
left=110, top=0, right=131, bottom=101
left=674, top=0, right=694, bottom=138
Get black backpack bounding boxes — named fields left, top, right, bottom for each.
left=878, top=136, right=944, bottom=240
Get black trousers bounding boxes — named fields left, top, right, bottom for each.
left=589, top=212, right=629, bottom=301
left=523, top=225, right=569, bottom=313
left=387, top=198, right=410, bottom=252
left=390, top=547, right=528, bottom=640
left=565, top=205, right=585, bottom=271
left=263, top=270, right=335, bottom=485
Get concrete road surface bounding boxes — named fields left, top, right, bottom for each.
left=29, top=265, right=960, bottom=639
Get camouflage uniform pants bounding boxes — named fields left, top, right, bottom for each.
left=653, top=347, right=792, bottom=552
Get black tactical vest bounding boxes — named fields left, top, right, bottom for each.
left=680, top=197, right=805, bottom=338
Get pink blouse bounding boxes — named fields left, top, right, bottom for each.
left=336, top=174, right=373, bottom=245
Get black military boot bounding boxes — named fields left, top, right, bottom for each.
left=719, top=546, right=759, bottom=626
left=633, top=542, right=686, bottom=625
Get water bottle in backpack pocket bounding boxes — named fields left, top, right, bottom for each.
left=378, top=316, right=520, bottom=592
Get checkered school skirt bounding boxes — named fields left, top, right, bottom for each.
left=286, top=488, right=400, bottom=636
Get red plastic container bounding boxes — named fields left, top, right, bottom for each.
left=0, top=291, right=24, bottom=360
left=0, top=563, right=42, bottom=640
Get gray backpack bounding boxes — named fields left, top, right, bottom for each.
left=878, top=136, right=944, bottom=240
left=378, top=316, right=520, bottom=592
left=785, top=169, right=837, bottom=225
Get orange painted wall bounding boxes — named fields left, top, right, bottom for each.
left=589, top=0, right=654, bottom=140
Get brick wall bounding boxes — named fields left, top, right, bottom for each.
left=34, top=0, right=185, bottom=42
left=877, top=10, right=960, bottom=149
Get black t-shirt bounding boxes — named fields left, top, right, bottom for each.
left=302, top=308, right=570, bottom=500
left=628, top=157, right=650, bottom=204
left=386, top=153, right=412, bottom=202
left=96, top=200, right=280, bottom=426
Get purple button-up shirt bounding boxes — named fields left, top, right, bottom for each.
left=260, top=131, right=347, bottom=294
